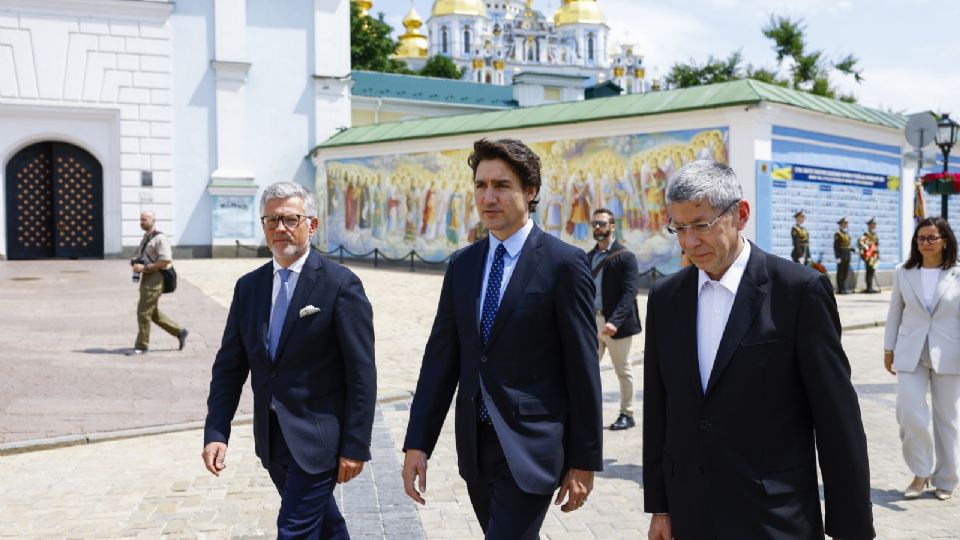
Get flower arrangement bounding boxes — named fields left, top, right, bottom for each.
left=921, top=172, right=960, bottom=195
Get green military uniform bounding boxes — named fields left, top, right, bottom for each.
left=135, top=231, right=182, bottom=350
left=834, top=218, right=852, bottom=294
left=790, top=210, right=810, bottom=264
left=858, top=218, right=880, bottom=293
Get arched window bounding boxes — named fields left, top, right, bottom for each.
left=441, top=27, right=448, bottom=54
left=464, top=27, right=471, bottom=54
left=588, top=33, right=595, bottom=61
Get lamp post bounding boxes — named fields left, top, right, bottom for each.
left=936, top=113, right=960, bottom=220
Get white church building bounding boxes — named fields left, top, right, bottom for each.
left=0, top=0, right=351, bottom=259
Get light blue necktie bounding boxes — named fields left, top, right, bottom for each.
left=268, top=268, right=292, bottom=362
left=478, top=243, right=506, bottom=424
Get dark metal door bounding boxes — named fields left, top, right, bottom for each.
left=5, top=142, right=103, bottom=259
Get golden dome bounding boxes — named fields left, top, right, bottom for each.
left=554, top=0, right=605, bottom=26
left=353, top=0, right=372, bottom=18
left=431, top=0, right=486, bottom=18
left=393, top=6, right=428, bottom=59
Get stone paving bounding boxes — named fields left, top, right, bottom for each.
left=0, top=257, right=958, bottom=538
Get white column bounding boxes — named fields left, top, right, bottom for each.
left=210, top=0, right=253, bottom=182
left=314, top=0, right=350, bottom=144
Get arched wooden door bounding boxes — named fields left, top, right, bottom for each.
left=5, top=141, right=103, bottom=259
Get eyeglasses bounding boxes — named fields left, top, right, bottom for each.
left=665, top=200, right=740, bottom=236
left=261, top=214, right=310, bottom=229
left=591, top=220, right=612, bottom=227
left=917, top=235, right=943, bottom=245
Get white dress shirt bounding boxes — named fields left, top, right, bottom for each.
left=696, top=240, right=751, bottom=392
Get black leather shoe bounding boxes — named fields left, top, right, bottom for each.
left=178, top=328, right=189, bottom=351
left=609, top=414, right=636, bottom=431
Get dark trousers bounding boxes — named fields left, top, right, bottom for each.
left=865, top=266, right=876, bottom=291
left=836, top=254, right=850, bottom=292
left=268, top=413, right=348, bottom=540
left=466, top=423, right=552, bottom=540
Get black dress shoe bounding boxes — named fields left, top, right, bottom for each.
left=609, top=414, right=636, bottom=431
left=178, top=328, right=189, bottom=351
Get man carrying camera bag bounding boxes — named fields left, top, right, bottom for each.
left=128, top=210, right=188, bottom=356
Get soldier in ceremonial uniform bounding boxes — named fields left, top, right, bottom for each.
left=858, top=217, right=880, bottom=293
left=834, top=217, right=852, bottom=294
left=791, top=210, right=810, bottom=264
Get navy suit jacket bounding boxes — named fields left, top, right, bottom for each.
left=204, top=250, right=376, bottom=474
left=643, top=243, right=874, bottom=539
left=404, top=225, right=604, bottom=495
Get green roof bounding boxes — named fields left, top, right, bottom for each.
left=316, top=79, right=906, bottom=151
left=350, top=70, right=517, bottom=108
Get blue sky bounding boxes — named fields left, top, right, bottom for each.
left=372, top=0, right=960, bottom=120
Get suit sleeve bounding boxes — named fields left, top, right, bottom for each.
left=204, top=281, right=251, bottom=446
left=403, top=254, right=461, bottom=457
left=883, top=268, right=904, bottom=351
left=833, top=233, right=841, bottom=259
left=557, top=250, right=603, bottom=471
left=641, top=285, right=669, bottom=513
left=608, top=251, right=639, bottom=330
left=796, top=274, right=875, bottom=539
left=334, top=272, right=377, bottom=462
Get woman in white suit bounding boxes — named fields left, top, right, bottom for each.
left=885, top=216, right=960, bottom=501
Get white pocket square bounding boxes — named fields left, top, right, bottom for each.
left=299, top=305, right=321, bottom=318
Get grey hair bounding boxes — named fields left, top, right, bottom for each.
left=260, top=182, right=317, bottom=216
left=665, top=160, right=742, bottom=212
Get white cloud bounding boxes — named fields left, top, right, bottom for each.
left=601, top=1, right=710, bottom=78
left=835, top=67, right=960, bottom=115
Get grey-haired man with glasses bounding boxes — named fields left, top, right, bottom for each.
left=644, top=160, right=874, bottom=540
left=203, top=181, right=376, bottom=539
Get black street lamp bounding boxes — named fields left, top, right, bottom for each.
left=936, top=113, right=960, bottom=219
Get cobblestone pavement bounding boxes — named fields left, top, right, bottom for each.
left=1, top=258, right=958, bottom=538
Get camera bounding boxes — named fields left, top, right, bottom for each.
left=131, top=257, right=145, bottom=283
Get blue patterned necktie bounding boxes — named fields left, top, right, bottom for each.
left=478, top=243, right=507, bottom=423
left=268, top=268, right=292, bottom=362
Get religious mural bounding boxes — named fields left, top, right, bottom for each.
left=319, top=127, right=728, bottom=273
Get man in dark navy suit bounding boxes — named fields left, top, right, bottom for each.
left=401, top=138, right=604, bottom=539
left=203, top=182, right=376, bottom=539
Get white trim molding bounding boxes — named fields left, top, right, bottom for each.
left=0, top=0, right=174, bottom=21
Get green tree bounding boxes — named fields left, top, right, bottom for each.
left=664, top=15, right=862, bottom=102
left=666, top=51, right=744, bottom=88
left=418, top=55, right=465, bottom=79
left=761, top=15, right=862, bottom=101
left=350, top=2, right=412, bottom=74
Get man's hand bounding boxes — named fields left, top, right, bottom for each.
left=648, top=513, right=672, bottom=540
left=132, top=263, right=145, bottom=273
left=337, top=457, right=364, bottom=484
left=402, top=449, right=428, bottom=505
left=554, top=468, right=593, bottom=512
left=600, top=322, right=617, bottom=336
left=202, top=442, right=228, bottom=477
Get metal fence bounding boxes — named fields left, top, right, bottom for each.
left=234, top=239, right=669, bottom=283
